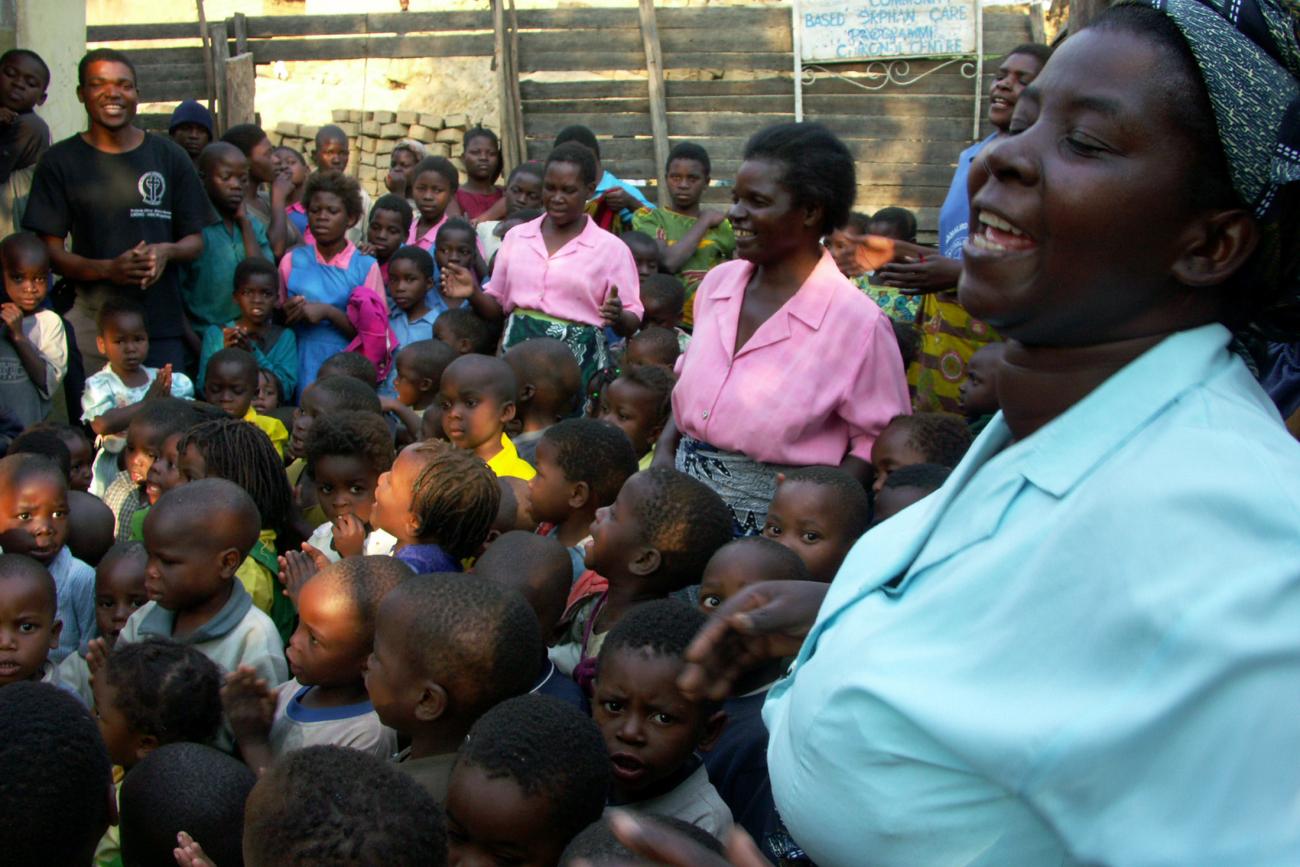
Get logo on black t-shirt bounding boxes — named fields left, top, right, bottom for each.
left=138, top=171, right=166, bottom=206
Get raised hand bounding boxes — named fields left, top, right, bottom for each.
left=332, top=514, right=366, bottom=559
left=144, top=364, right=174, bottom=400
left=221, top=665, right=276, bottom=743
left=598, top=285, right=623, bottom=327
left=440, top=262, right=478, bottom=300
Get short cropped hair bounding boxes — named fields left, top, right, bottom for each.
left=310, top=373, right=383, bottom=413
left=869, top=206, right=918, bottom=242
left=7, top=428, right=71, bottom=479
left=507, top=160, right=544, bottom=184
left=0, top=49, right=50, bottom=86
left=0, top=682, right=112, bottom=865
left=315, top=555, right=414, bottom=638
left=95, top=294, right=145, bottom=332
left=119, top=743, right=255, bottom=867
left=1005, top=42, right=1053, bottom=66
left=102, top=638, right=223, bottom=749
left=0, top=451, right=65, bottom=494
left=244, top=745, right=447, bottom=867
left=600, top=598, right=705, bottom=664
left=371, top=192, right=414, bottom=231
left=783, top=465, right=872, bottom=538
left=319, top=351, right=378, bottom=389
left=666, top=141, right=711, bottom=177
left=627, top=326, right=680, bottom=367
left=546, top=141, right=599, bottom=186
left=561, top=816, right=725, bottom=864
left=474, top=530, right=573, bottom=635
left=220, top=122, right=268, bottom=156
left=892, top=412, right=973, bottom=468
left=234, top=256, right=280, bottom=292
left=541, top=418, right=639, bottom=508
left=405, top=440, right=500, bottom=559
left=712, top=534, right=813, bottom=583
left=554, top=124, right=600, bottom=158
left=304, top=410, right=395, bottom=477
left=131, top=396, right=208, bottom=443
left=304, top=170, right=364, bottom=219
left=0, top=231, right=49, bottom=269
left=743, top=122, right=855, bottom=235
left=412, top=155, right=460, bottom=192
left=621, top=229, right=658, bottom=261
left=78, top=48, right=135, bottom=87
left=397, top=338, right=455, bottom=384
left=436, top=216, right=476, bottom=248
left=390, top=244, right=435, bottom=279
left=618, top=364, right=675, bottom=428
left=206, top=346, right=259, bottom=389
left=435, top=307, right=497, bottom=356
left=0, top=552, right=56, bottom=618
left=457, top=694, right=610, bottom=845
left=389, top=572, right=542, bottom=720
left=462, top=126, right=503, bottom=183
left=639, top=273, right=686, bottom=312
left=883, top=462, right=951, bottom=493
left=631, top=469, right=733, bottom=589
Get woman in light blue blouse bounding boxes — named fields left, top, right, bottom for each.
left=656, top=3, right=1300, bottom=865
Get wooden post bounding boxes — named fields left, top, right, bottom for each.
left=637, top=0, right=670, bottom=208
left=232, top=12, right=248, bottom=57
left=491, top=0, right=518, bottom=170
left=507, top=0, right=525, bottom=168
left=196, top=0, right=215, bottom=115
left=1029, top=0, right=1046, bottom=44
left=224, top=53, right=255, bottom=128
left=208, top=20, right=230, bottom=134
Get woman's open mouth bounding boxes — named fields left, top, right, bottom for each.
left=968, top=210, right=1036, bottom=254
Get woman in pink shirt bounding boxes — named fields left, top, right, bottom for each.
left=654, top=123, right=911, bottom=534
left=443, top=142, right=641, bottom=387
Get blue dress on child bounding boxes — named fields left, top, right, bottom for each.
left=284, top=243, right=378, bottom=400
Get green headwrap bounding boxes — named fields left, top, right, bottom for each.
left=1153, top=0, right=1300, bottom=221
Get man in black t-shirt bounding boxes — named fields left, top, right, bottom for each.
left=24, top=48, right=212, bottom=372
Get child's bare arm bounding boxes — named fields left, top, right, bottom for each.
left=222, top=666, right=277, bottom=774
left=236, top=200, right=271, bottom=263
left=379, top=396, right=424, bottom=441
left=660, top=210, right=728, bottom=273
left=441, top=262, right=504, bottom=322
left=0, top=303, right=53, bottom=392
left=473, top=196, right=509, bottom=225
left=278, top=545, right=328, bottom=604
left=89, top=366, right=175, bottom=436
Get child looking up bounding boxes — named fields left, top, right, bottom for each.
left=223, top=556, right=411, bottom=773
left=446, top=143, right=642, bottom=387
left=696, top=537, right=811, bottom=850
left=303, top=411, right=395, bottom=563
left=313, top=124, right=370, bottom=245
left=870, top=462, right=951, bottom=527
left=366, top=572, right=542, bottom=802
left=279, top=170, right=385, bottom=398
left=382, top=338, right=455, bottom=444
left=555, top=468, right=732, bottom=682
left=593, top=599, right=730, bottom=836
left=623, top=325, right=680, bottom=371
left=117, top=479, right=287, bottom=687
left=434, top=306, right=497, bottom=356
left=530, top=418, right=639, bottom=581
left=82, top=296, right=194, bottom=495
left=477, top=161, right=544, bottom=260
left=202, top=346, right=290, bottom=456
left=175, top=417, right=300, bottom=636
left=181, top=141, right=273, bottom=336
left=761, top=466, right=872, bottom=583
left=369, top=439, right=498, bottom=571
left=456, top=126, right=504, bottom=219
left=0, top=454, right=94, bottom=663
left=599, top=364, right=676, bottom=470
left=408, top=156, right=460, bottom=252
left=197, top=257, right=298, bottom=404
left=241, top=746, right=447, bottom=867
left=365, top=193, right=413, bottom=284
left=503, top=337, right=583, bottom=464
left=446, top=694, right=610, bottom=866
left=0, top=553, right=61, bottom=688
left=101, top=397, right=205, bottom=539
left=622, top=230, right=661, bottom=280
left=0, top=232, right=66, bottom=427
left=632, top=142, right=735, bottom=328
left=870, top=411, right=972, bottom=493
left=439, top=353, right=536, bottom=481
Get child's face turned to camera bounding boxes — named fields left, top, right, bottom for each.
left=97, top=312, right=149, bottom=377
left=95, top=554, right=148, bottom=647
left=234, top=275, right=276, bottom=326
left=0, top=574, right=59, bottom=686
left=0, top=471, right=68, bottom=565
left=313, top=454, right=378, bottom=527
left=3, top=248, right=49, bottom=314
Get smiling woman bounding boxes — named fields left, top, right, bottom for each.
left=681, top=1, right=1300, bottom=864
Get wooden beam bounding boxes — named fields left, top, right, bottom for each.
left=208, top=20, right=230, bottom=133
left=224, top=53, right=255, bottom=128
left=492, top=0, right=519, bottom=170
left=196, top=0, right=215, bottom=115
left=507, top=0, right=526, bottom=172
left=638, top=0, right=671, bottom=209
left=232, top=12, right=248, bottom=57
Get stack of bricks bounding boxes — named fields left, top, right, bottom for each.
left=267, top=110, right=476, bottom=200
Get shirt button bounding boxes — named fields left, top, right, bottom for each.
left=702, top=410, right=709, bottom=419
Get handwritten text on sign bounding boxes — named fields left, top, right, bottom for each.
left=800, top=0, right=978, bottom=62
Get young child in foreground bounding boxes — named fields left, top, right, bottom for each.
left=439, top=352, right=535, bottom=481
left=502, top=336, right=583, bottom=465
left=223, top=556, right=412, bottom=773
left=0, top=232, right=66, bottom=427
left=197, top=257, right=298, bottom=404
left=553, top=467, right=732, bottom=685
left=593, top=598, right=731, bottom=837
left=0, top=454, right=94, bottom=662
left=528, top=417, right=639, bottom=583
left=599, top=363, right=676, bottom=470
left=285, top=373, right=383, bottom=527
left=0, top=553, right=62, bottom=690
left=238, top=746, right=447, bottom=867
left=202, top=346, right=290, bottom=456
left=445, top=694, right=610, bottom=866
left=115, top=479, right=287, bottom=688
left=761, top=466, right=871, bottom=583
left=365, top=572, right=542, bottom=802
left=303, top=410, right=395, bottom=563
left=362, top=439, right=497, bottom=567
left=82, top=296, right=194, bottom=495
left=103, top=397, right=206, bottom=540
left=870, top=411, right=973, bottom=492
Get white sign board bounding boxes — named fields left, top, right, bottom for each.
left=799, top=0, right=979, bottom=63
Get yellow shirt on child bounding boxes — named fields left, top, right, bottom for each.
left=487, top=433, right=536, bottom=481
left=244, top=406, right=289, bottom=457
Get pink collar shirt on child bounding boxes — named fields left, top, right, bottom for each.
left=408, top=213, right=448, bottom=251
left=484, top=215, right=642, bottom=327
left=671, top=250, right=911, bottom=466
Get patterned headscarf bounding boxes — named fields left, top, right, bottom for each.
left=1151, top=0, right=1300, bottom=221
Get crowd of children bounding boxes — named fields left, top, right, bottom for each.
left=5, top=19, right=1298, bottom=866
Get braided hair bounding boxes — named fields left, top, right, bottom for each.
left=103, top=638, right=223, bottom=749
left=406, top=440, right=500, bottom=559
left=176, top=417, right=301, bottom=552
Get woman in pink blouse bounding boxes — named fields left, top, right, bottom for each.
left=443, top=142, right=641, bottom=387
left=654, top=123, right=911, bottom=534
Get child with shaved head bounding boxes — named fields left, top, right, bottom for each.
left=0, top=553, right=61, bottom=690
left=439, top=353, right=535, bottom=481
left=502, top=337, right=583, bottom=465
left=117, top=478, right=287, bottom=688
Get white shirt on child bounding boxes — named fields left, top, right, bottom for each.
left=308, top=521, right=393, bottom=564
left=81, top=362, right=194, bottom=495
left=46, top=546, right=95, bottom=665
left=621, top=763, right=733, bottom=839
left=268, top=678, right=397, bottom=759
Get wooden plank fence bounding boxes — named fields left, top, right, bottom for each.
left=88, top=4, right=1035, bottom=241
